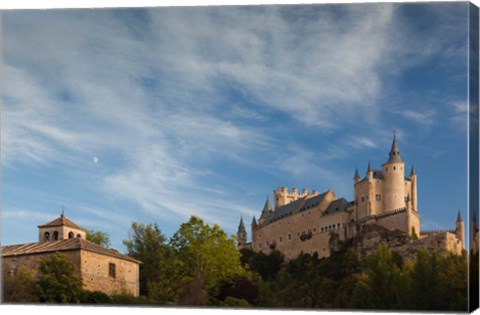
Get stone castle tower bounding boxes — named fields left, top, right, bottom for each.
left=237, top=216, right=247, bottom=249
left=353, top=135, right=420, bottom=237
left=455, top=211, right=465, bottom=249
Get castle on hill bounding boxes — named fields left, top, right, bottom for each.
left=237, top=136, right=465, bottom=260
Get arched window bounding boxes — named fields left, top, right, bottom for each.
left=68, top=232, right=74, bottom=239
left=77, top=234, right=81, bottom=238
left=53, top=231, right=59, bottom=240
left=44, top=232, right=50, bottom=241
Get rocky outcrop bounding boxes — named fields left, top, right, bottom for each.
left=330, top=223, right=462, bottom=260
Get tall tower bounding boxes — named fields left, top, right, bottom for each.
left=237, top=216, right=247, bottom=250
left=381, top=135, right=406, bottom=212
left=410, top=165, right=418, bottom=212
left=455, top=211, right=465, bottom=250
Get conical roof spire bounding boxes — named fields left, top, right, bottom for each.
left=237, top=215, right=246, bottom=233
left=457, top=210, right=463, bottom=222
left=387, top=134, right=403, bottom=163
left=261, top=196, right=273, bottom=218
left=251, top=216, right=257, bottom=226
left=354, top=167, right=360, bottom=179
left=410, top=164, right=416, bottom=177
left=366, top=161, right=372, bottom=173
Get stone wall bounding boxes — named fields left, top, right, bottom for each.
left=2, top=251, right=82, bottom=279
left=80, top=250, right=139, bottom=296
left=2, top=250, right=139, bottom=297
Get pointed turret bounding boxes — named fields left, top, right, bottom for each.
left=387, top=134, right=402, bottom=163
left=251, top=216, right=257, bottom=227
left=366, top=161, right=372, bottom=173
left=354, top=167, right=360, bottom=179
left=237, top=216, right=246, bottom=234
left=261, top=198, right=273, bottom=218
left=237, top=215, right=247, bottom=249
left=410, top=164, right=416, bottom=177
left=457, top=210, right=463, bottom=223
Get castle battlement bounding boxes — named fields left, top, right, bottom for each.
left=237, top=136, right=465, bottom=260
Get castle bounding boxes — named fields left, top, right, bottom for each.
left=237, top=136, right=465, bottom=260
left=1, top=213, right=141, bottom=296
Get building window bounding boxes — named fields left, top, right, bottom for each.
left=321, top=227, right=324, bottom=233
left=53, top=231, right=59, bottom=240
left=361, top=196, right=365, bottom=202
left=376, top=194, right=381, bottom=201
left=109, top=263, right=116, bottom=279
left=68, top=232, right=74, bottom=239
left=44, top=232, right=50, bottom=241
left=279, top=237, right=282, bottom=243
left=288, top=234, right=291, bottom=240
left=77, top=234, right=81, bottom=238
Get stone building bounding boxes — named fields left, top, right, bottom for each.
left=238, top=136, right=465, bottom=259
left=1, top=212, right=141, bottom=296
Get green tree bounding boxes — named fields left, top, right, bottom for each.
left=2, top=267, right=38, bottom=303
left=86, top=229, right=111, bottom=247
left=352, top=244, right=408, bottom=309
left=36, top=253, right=83, bottom=303
left=247, top=250, right=284, bottom=281
left=122, top=222, right=171, bottom=297
left=169, top=216, right=248, bottom=297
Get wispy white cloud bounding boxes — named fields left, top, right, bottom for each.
left=1, top=4, right=468, bottom=236
left=397, top=109, right=437, bottom=125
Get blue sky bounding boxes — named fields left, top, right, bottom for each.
left=1, top=2, right=471, bottom=251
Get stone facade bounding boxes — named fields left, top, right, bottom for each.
left=1, top=214, right=141, bottom=296
left=239, top=136, right=465, bottom=259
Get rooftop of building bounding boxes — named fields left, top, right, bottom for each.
left=1, top=238, right=141, bottom=264
left=37, top=212, right=86, bottom=232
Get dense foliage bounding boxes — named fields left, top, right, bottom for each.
left=2, top=216, right=470, bottom=311
left=36, top=253, right=84, bottom=303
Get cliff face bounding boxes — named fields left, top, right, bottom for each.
left=330, top=224, right=463, bottom=260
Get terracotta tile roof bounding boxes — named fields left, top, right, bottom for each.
left=0, top=238, right=141, bottom=264
left=37, top=214, right=86, bottom=232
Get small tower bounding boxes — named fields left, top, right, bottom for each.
left=366, top=161, right=373, bottom=181
left=259, top=197, right=273, bottom=225
left=354, top=167, right=360, bottom=184
left=410, top=165, right=417, bottom=212
left=381, top=134, right=406, bottom=212
left=37, top=211, right=87, bottom=243
left=455, top=211, right=465, bottom=250
left=251, top=216, right=257, bottom=228
left=237, top=216, right=247, bottom=250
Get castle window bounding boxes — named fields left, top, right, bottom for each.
left=361, top=196, right=365, bottom=202
left=321, top=227, right=324, bottom=233
left=77, top=234, right=81, bottom=238
left=68, top=232, right=74, bottom=239
left=288, top=234, right=291, bottom=240
left=44, top=232, right=50, bottom=241
left=279, top=237, right=282, bottom=243
left=53, top=231, right=59, bottom=240
left=376, top=194, right=381, bottom=201
left=109, top=263, right=116, bottom=279
left=394, top=166, right=396, bottom=170
left=337, top=223, right=341, bottom=228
